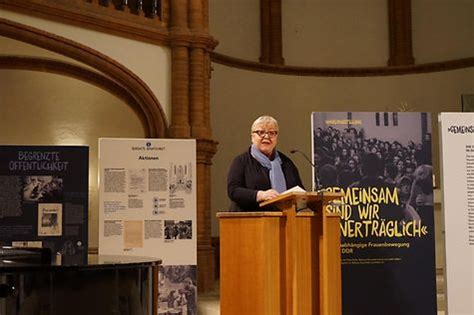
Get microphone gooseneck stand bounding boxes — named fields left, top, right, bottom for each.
left=290, top=149, right=322, bottom=192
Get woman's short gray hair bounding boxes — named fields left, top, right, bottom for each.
left=251, top=115, right=279, bottom=132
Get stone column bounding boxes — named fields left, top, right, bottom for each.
left=269, top=0, right=283, bottom=65
left=161, top=0, right=170, bottom=26
left=189, top=0, right=207, bottom=138
left=387, top=0, right=415, bottom=66
left=189, top=47, right=206, bottom=139
left=195, top=139, right=217, bottom=292
left=169, top=0, right=191, bottom=138
left=260, top=0, right=283, bottom=65
left=260, top=0, right=271, bottom=63
left=188, top=0, right=218, bottom=292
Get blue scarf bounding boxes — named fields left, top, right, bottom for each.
left=251, top=144, right=287, bottom=193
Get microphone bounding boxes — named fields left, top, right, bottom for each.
left=290, top=149, right=322, bottom=191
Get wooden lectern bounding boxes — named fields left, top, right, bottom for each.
left=217, top=191, right=342, bottom=315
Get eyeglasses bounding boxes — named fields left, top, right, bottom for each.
left=252, top=130, right=278, bottom=138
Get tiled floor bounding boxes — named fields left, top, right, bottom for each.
left=197, top=281, right=220, bottom=315
left=197, top=275, right=446, bottom=315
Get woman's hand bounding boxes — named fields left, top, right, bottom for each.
left=256, top=189, right=280, bottom=202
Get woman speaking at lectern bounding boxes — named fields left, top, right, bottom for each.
left=227, top=115, right=304, bottom=212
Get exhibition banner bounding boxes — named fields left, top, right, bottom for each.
left=312, top=112, right=437, bottom=315
left=439, top=112, right=474, bottom=315
left=0, top=145, right=89, bottom=263
left=98, top=138, right=197, bottom=314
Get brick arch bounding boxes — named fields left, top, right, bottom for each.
left=0, top=17, right=167, bottom=137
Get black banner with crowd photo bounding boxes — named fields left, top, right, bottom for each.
left=312, top=112, right=437, bottom=315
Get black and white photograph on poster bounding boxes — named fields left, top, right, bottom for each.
left=23, top=175, right=63, bottom=202
left=313, top=113, right=433, bottom=225
left=313, top=115, right=432, bottom=189
left=164, top=220, right=192, bottom=241
left=169, top=163, right=193, bottom=194
left=38, top=203, right=62, bottom=236
left=158, top=265, right=197, bottom=315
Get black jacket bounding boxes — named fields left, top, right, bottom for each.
left=227, top=147, right=304, bottom=212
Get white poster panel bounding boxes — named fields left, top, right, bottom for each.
left=439, top=113, right=474, bottom=315
left=98, top=138, right=197, bottom=313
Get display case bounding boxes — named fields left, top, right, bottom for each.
left=0, top=249, right=160, bottom=315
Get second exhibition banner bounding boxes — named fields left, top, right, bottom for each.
left=0, top=145, right=89, bottom=263
left=439, top=112, right=474, bottom=315
left=312, top=112, right=437, bottom=315
left=98, top=138, right=197, bottom=314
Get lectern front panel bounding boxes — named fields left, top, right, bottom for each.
left=219, top=212, right=284, bottom=315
